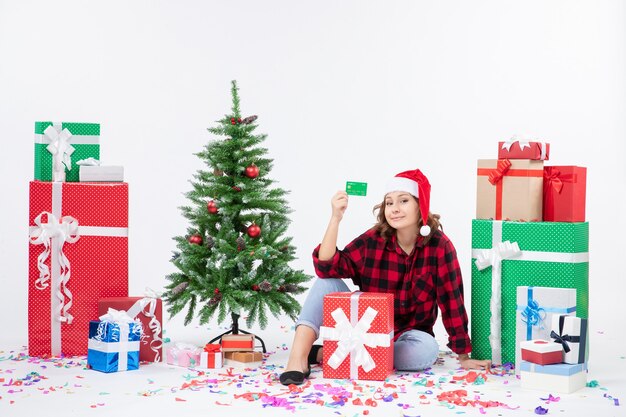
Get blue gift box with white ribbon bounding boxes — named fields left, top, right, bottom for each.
left=87, top=309, right=142, bottom=373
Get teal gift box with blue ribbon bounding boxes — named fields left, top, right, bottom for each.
left=87, top=309, right=142, bottom=373
left=515, top=286, right=577, bottom=371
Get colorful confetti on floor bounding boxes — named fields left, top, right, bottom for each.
left=1, top=344, right=623, bottom=417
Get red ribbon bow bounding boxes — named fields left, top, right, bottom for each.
left=203, top=343, right=221, bottom=353
left=544, top=168, right=564, bottom=194
left=488, top=159, right=512, bottom=185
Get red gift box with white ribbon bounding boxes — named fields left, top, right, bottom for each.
left=28, top=181, right=129, bottom=357
left=98, top=296, right=163, bottom=362
left=320, top=292, right=394, bottom=381
left=498, top=139, right=550, bottom=160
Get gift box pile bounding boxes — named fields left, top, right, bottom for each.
left=320, top=292, right=394, bottom=381
left=470, top=137, right=589, bottom=370
left=28, top=121, right=164, bottom=367
left=519, top=313, right=589, bottom=393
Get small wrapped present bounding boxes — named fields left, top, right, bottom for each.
left=223, top=351, right=263, bottom=368
left=166, top=343, right=202, bottom=367
left=470, top=220, right=589, bottom=365
left=520, top=361, right=587, bottom=393
left=87, top=309, right=142, bottom=373
left=98, top=295, right=163, bottom=362
left=550, top=315, right=588, bottom=364
left=221, top=334, right=255, bottom=352
left=28, top=181, right=129, bottom=357
left=515, top=286, right=577, bottom=370
left=199, top=344, right=223, bottom=368
left=520, top=340, right=563, bottom=365
left=34, top=122, right=100, bottom=182
left=476, top=159, right=544, bottom=222
left=543, top=166, right=587, bottom=222
left=79, top=165, right=124, bottom=182
left=320, top=292, right=394, bottom=380
left=498, top=139, right=550, bottom=160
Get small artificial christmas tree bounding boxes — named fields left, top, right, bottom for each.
left=164, top=81, right=311, bottom=338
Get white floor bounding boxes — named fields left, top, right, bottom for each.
left=1, top=322, right=624, bottom=417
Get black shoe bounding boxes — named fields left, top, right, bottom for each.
left=279, top=366, right=311, bottom=386
left=308, top=344, right=323, bottom=365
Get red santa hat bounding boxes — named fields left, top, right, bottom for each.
left=384, top=169, right=431, bottom=236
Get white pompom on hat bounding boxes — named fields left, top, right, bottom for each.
left=384, top=169, right=431, bottom=236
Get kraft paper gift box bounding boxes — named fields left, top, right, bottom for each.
left=98, top=296, right=163, bottom=362
left=515, top=286, right=577, bottom=370
left=543, top=166, right=587, bottom=222
left=520, top=340, right=564, bottom=366
left=166, top=343, right=202, bottom=367
left=498, top=140, right=550, bottom=160
left=520, top=361, right=587, bottom=394
left=34, top=122, right=100, bottom=182
left=221, top=334, right=255, bottom=352
left=470, top=219, right=588, bottom=365
left=550, top=314, right=588, bottom=364
left=28, top=181, right=129, bottom=357
left=476, top=159, right=544, bottom=222
left=320, top=292, right=394, bottom=381
left=87, top=310, right=142, bottom=373
left=223, top=351, right=262, bottom=368
left=199, top=344, right=223, bottom=368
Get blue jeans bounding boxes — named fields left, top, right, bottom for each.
left=296, top=278, right=439, bottom=371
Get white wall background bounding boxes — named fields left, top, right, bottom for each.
left=1, top=1, right=624, bottom=348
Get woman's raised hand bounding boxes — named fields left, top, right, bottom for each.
left=330, top=191, right=349, bottom=221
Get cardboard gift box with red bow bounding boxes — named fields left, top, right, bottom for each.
left=320, top=292, right=394, bottom=381
left=543, top=166, right=587, bottom=222
left=476, top=159, right=544, bottom=222
left=28, top=181, right=129, bottom=357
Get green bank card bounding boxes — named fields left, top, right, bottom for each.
left=346, top=181, right=367, bottom=196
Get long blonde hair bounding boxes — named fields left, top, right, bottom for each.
left=372, top=195, right=441, bottom=244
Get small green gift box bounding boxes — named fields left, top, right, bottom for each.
left=34, top=121, right=100, bottom=182
left=470, top=219, right=589, bottom=365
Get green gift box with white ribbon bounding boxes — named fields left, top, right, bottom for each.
left=470, top=219, right=589, bottom=365
left=34, top=122, right=100, bottom=182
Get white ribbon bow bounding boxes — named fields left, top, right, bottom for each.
left=96, top=308, right=141, bottom=371
left=320, top=307, right=390, bottom=374
left=125, top=291, right=163, bottom=362
left=29, top=211, right=80, bottom=324
left=501, top=136, right=531, bottom=152
left=44, top=125, right=75, bottom=182
left=474, top=240, right=521, bottom=271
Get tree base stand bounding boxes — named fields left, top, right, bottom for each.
left=208, top=311, right=267, bottom=353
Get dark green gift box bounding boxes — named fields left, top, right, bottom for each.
left=470, top=219, right=588, bottom=365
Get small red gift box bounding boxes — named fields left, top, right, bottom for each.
left=320, top=292, right=394, bottom=380
left=521, top=339, right=563, bottom=365
left=221, top=334, right=255, bottom=352
left=543, top=166, right=587, bottom=222
left=28, top=181, right=129, bottom=357
left=98, top=297, right=163, bottom=362
left=498, top=140, right=550, bottom=160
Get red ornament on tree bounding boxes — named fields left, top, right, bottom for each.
left=214, top=288, right=220, bottom=294
left=247, top=223, right=261, bottom=238
left=232, top=186, right=242, bottom=192
left=207, top=200, right=218, bottom=214
left=188, top=234, right=203, bottom=245
left=244, top=164, right=260, bottom=179
left=252, top=285, right=260, bottom=291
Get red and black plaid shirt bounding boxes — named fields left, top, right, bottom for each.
left=313, top=228, right=471, bottom=354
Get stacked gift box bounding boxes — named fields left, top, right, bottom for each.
left=469, top=138, right=589, bottom=377
left=28, top=122, right=163, bottom=370
left=319, top=292, right=394, bottom=381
